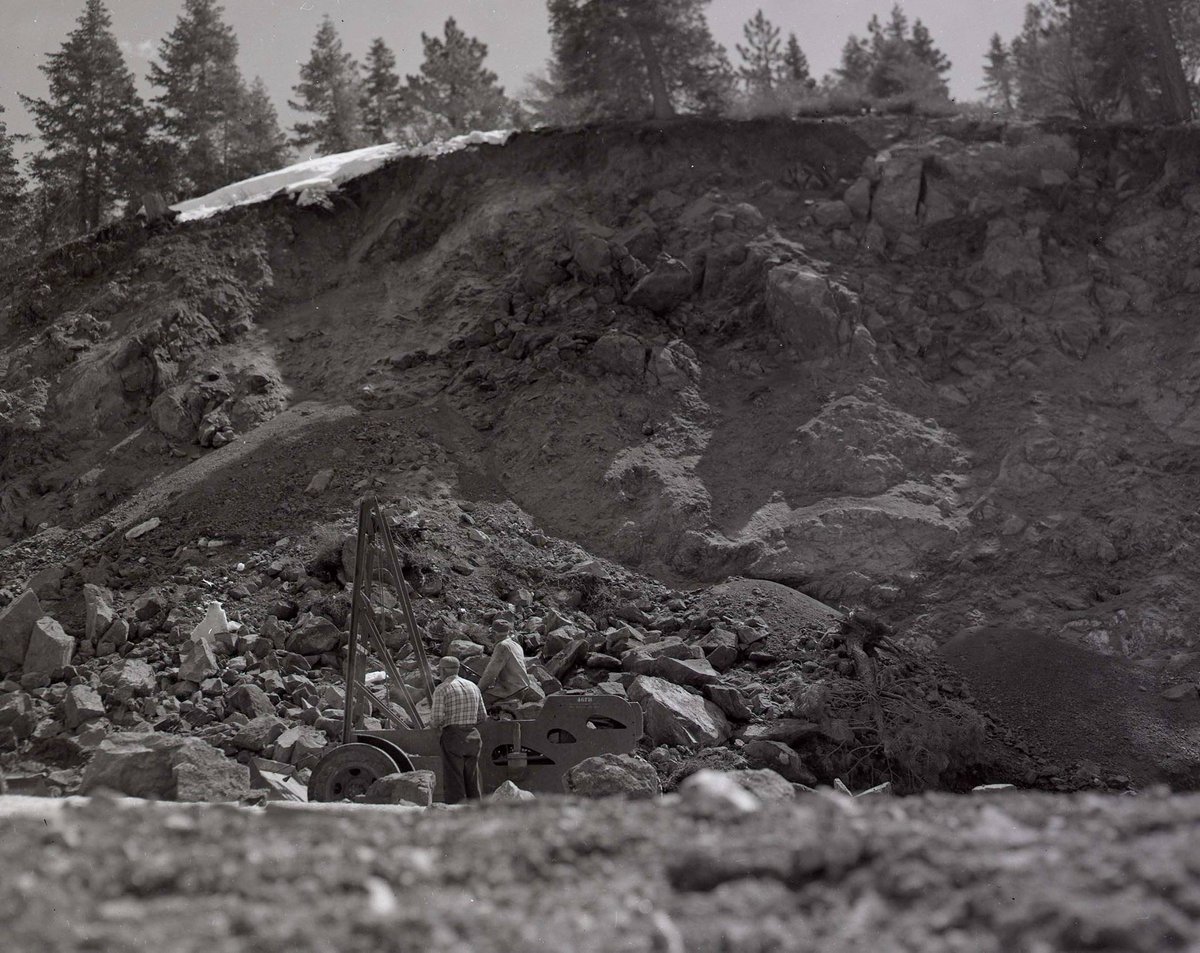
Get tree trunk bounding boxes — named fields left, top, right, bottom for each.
left=632, top=26, right=675, bottom=120
left=1143, top=0, right=1195, bottom=122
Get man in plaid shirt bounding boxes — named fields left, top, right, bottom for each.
left=430, top=656, right=487, bottom=803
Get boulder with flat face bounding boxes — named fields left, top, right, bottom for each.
left=102, top=659, right=156, bottom=703
left=0, top=591, right=43, bottom=674
left=80, top=732, right=250, bottom=801
left=63, top=685, right=105, bottom=730
left=566, top=753, right=662, bottom=799
left=83, top=585, right=116, bottom=644
left=625, top=256, right=693, bottom=314
left=285, top=615, right=342, bottom=656
left=23, top=617, right=74, bottom=677
left=365, top=770, right=437, bottom=807
left=627, top=676, right=731, bottom=749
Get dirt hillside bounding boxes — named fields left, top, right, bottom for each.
left=2, top=116, right=1200, bottom=795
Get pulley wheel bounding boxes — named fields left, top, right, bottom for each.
left=307, top=743, right=400, bottom=802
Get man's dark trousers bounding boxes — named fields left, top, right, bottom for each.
left=440, top=725, right=482, bottom=804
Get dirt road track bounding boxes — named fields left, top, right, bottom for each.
left=3, top=790, right=1199, bottom=953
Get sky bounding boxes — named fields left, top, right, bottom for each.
left=1, top=0, right=1031, bottom=156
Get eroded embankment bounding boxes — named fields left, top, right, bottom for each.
left=3, top=117, right=1200, bottom=791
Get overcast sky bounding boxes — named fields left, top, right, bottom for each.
left=1, top=0, right=1030, bottom=154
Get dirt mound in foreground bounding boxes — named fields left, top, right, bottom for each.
left=3, top=790, right=1198, bottom=953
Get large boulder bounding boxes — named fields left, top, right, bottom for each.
left=285, top=615, right=342, bottom=656
left=651, top=655, right=722, bottom=688
left=764, top=264, right=857, bottom=357
left=625, top=255, right=693, bottom=314
left=726, top=768, right=797, bottom=801
left=231, top=715, right=288, bottom=753
left=226, top=684, right=275, bottom=719
left=678, top=769, right=760, bottom=817
left=23, top=617, right=74, bottom=677
left=566, top=753, right=662, bottom=799
left=365, top=770, right=436, bottom=807
left=102, top=659, right=156, bottom=703
left=83, top=584, right=116, bottom=643
left=63, top=684, right=105, bottom=730
left=627, top=676, right=731, bottom=749
left=620, top=639, right=703, bottom=674
left=178, top=640, right=219, bottom=683
left=273, top=724, right=329, bottom=768
left=699, top=628, right=739, bottom=672
left=869, top=152, right=925, bottom=232
left=80, top=732, right=250, bottom=801
left=0, top=590, right=43, bottom=673
left=743, top=739, right=818, bottom=785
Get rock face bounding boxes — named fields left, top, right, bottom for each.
left=566, top=753, right=662, bottom=799
left=764, top=264, right=856, bottom=357
left=627, top=676, right=731, bottom=749
left=80, top=732, right=250, bottom=801
left=625, top=255, right=693, bottom=314
left=22, top=618, right=74, bottom=677
left=366, top=770, right=436, bottom=807
left=0, top=591, right=43, bottom=673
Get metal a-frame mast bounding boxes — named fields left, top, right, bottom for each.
left=342, top=496, right=438, bottom=744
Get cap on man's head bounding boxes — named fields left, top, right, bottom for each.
left=439, top=656, right=461, bottom=674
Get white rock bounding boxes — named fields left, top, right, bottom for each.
left=124, top=517, right=161, bottom=540
left=190, top=602, right=230, bottom=646
left=679, top=769, right=761, bottom=816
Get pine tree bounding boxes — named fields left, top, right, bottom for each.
left=405, top=18, right=513, bottom=137
left=360, top=38, right=402, bottom=144
left=835, top=35, right=873, bottom=86
left=911, top=19, right=952, bottom=76
left=981, top=34, right=1017, bottom=113
left=547, top=0, right=734, bottom=120
left=833, top=5, right=950, bottom=101
left=229, top=77, right=291, bottom=178
left=19, top=0, right=150, bottom=232
left=783, top=33, right=814, bottom=87
left=290, top=16, right=364, bottom=154
left=736, top=9, right=783, bottom=92
left=0, top=107, right=27, bottom=255
left=1008, top=0, right=1195, bottom=121
left=149, top=0, right=245, bottom=195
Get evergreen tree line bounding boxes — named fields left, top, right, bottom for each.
left=979, top=0, right=1197, bottom=121
left=2, top=0, right=1194, bottom=259
left=0, top=0, right=517, bottom=255
left=529, top=3, right=952, bottom=123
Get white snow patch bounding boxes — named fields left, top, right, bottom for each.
left=171, top=129, right=514, bottom=223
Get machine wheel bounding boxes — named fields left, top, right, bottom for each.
left=307, top=743, right=400, bottom=802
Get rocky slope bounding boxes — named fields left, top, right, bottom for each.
left=2, top=116, right=1200, bottom=794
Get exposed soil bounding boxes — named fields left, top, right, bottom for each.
left=941, top=627, right=1200, bottom=786
left=4, top=117, right=1200, bottom=951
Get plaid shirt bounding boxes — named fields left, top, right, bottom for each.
left=430, top=675, right=487, bottom=729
